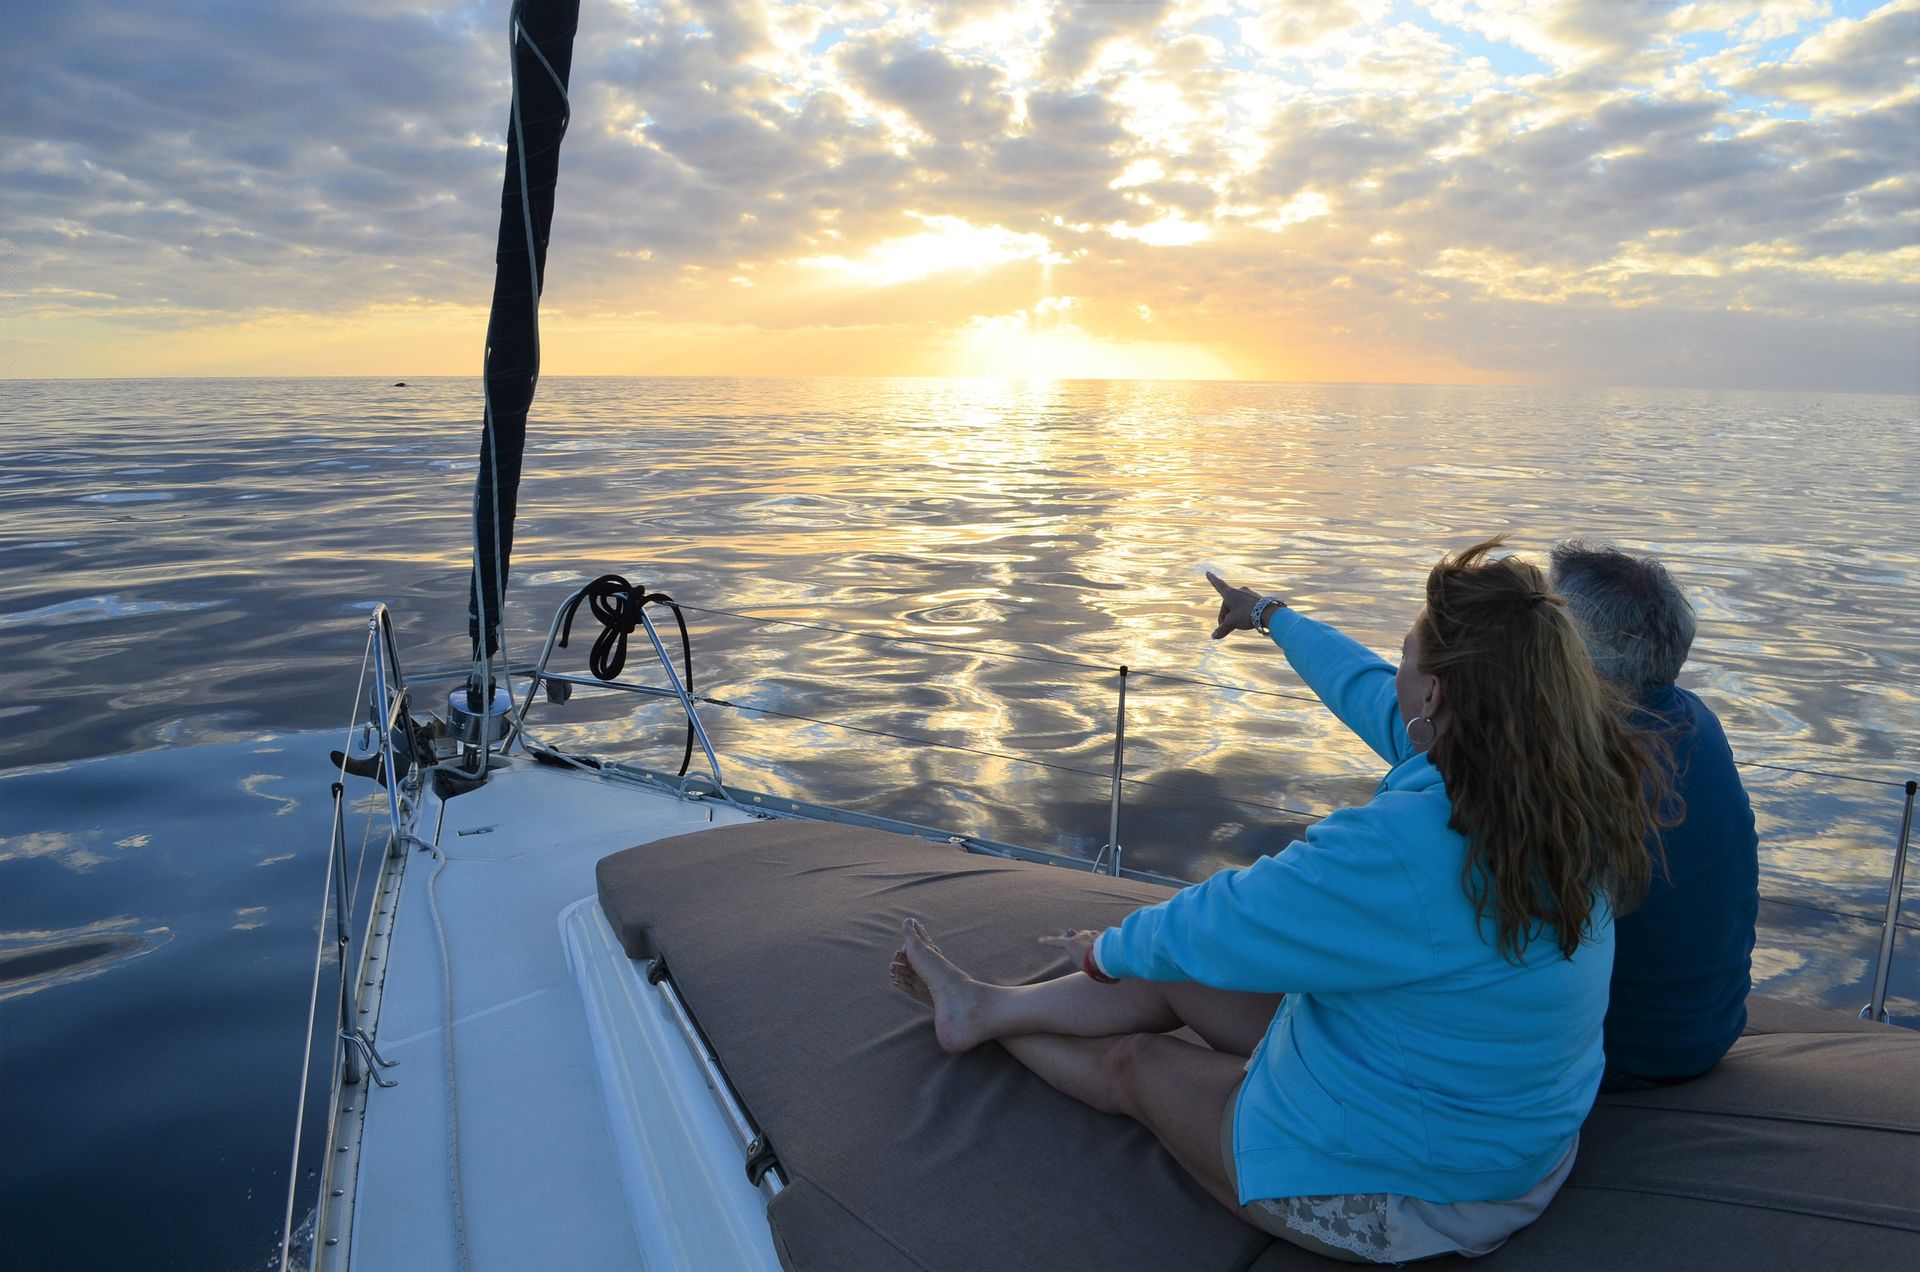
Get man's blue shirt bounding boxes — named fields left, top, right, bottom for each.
left=1606, top=683, right=1759, bottom=1080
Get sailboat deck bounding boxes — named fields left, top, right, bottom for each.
left=347, top=759, right=763, bottom=1270
left=336, top=757, right=1920, bottom=1271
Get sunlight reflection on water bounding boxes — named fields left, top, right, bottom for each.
left=1, top=376, right=1916, bottom=1269
left=1, top=375, right=1915, bottom=976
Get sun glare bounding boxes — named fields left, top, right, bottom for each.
left=798, top=213, right=1062, bottom=287
left=1105, top=216, right=1212, bottom=247
left=944, top=301, right=1236, bottom=380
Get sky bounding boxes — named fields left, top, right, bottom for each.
left=2, top=0, right=1916, bottom=388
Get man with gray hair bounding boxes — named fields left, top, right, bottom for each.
left=1550, top=540, right=1759, bottom=1093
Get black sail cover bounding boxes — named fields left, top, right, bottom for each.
left=469, top=0, right=582, bottom=660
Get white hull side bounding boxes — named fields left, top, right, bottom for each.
left=564, top=897, right=783, bottom=1272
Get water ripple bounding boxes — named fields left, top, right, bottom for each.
left=1, top=375, right=1915, bottom=894
left=0, top=594, right=222, bottom=629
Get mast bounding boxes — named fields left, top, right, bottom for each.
left=469, top=0, right=582, bottom=671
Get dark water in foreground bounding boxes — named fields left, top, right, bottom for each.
left=1, top=377, right=1916, bottom=1268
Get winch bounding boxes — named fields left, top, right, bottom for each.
left=446, top=682, right=513, bottom=747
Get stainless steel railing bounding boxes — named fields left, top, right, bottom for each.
left=278, top=606, right=411, bottom=1272
left=1862, top=780, right=1916, bottom=1023
left=511, top=583, right=732, bottom=800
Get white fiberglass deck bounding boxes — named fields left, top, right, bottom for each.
left=343, top=757, right=774, bottom=1271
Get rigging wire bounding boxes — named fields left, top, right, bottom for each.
left=1734, top=760, right=1911, bottom=790
left=1762, top=892, right=1920, bottom=930
left=346, top=771, right=383, bottom=923
left=276, top=799, right=340, bottom=1272
left=694, top=687, right=1912, bottom=827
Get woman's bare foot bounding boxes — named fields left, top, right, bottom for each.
left=895, top=918, right=991, bottom=1054
left=888, top=951, right=932, bottom=1008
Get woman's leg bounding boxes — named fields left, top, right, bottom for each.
left=890, top=919, right=1282, bottom=1056
left=998, top=1031, right=1246, bottom=1211
left=889, top=921, right=1252, bottom=1210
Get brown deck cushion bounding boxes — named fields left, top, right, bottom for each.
left=1471, top=1007, right=1919, bottom=1271
left=598, top=820, right=1920, bottom=1272
left=599, top=818, right=1269, bottom=1272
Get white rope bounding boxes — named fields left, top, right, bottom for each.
left=455, top=0, right=549, bottom=1228
left=427, top=843, right=471, bottom=1272
left=514, top=16, right=572, bottom=106
left=471, top=340, right=503, bottom=731
left=437, top=15, right=566, bottom=1251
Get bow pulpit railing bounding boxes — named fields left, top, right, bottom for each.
left=512, top=576, right=730, bottom=799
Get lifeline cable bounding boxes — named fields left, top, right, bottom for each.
left=694, top=691, right=1326, bottom=822
left=674, top=603, right=1911, bottom=790
left=673, top=602, right=1336, bottom=708
left=278, top=626, right=374, bottom=1272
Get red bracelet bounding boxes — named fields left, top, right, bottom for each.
left=1083, top=945, right=1118, bottom=984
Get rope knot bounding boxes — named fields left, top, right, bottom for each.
left=558, top=574, right=648, bottom=680
left=553, top=572, right=698, bottom=776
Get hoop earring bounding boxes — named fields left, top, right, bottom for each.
left=1407, top=715, right=1437, bottom=749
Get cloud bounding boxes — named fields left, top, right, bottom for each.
left=1241, top=0, right=1394, bottom=55
left=1041, top=0, right=1173, bottom=80
left=2, top=0, right=1914, bottom=389
left=1672, top=0, right=1826, bottom=44
left=1426, top=0, right=1678, bottom=69
left=836, top=32, right=1014, bottom=142
left=1726, top=0, right=1920, bottom=109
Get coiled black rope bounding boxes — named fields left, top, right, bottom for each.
left=557, top=573, right=696, bottom=775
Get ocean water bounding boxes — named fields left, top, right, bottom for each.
left=1, top=376, right=1915, bottom=1268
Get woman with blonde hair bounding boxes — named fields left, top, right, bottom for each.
left=889, top=537, right=1664, bottom=1263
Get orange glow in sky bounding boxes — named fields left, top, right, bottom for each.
left=6, top=1, right=1917, bottom=390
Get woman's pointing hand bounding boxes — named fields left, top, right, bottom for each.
left=1206, top=570, right=1261, bottom=640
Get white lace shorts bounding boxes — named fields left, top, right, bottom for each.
left=1220, top=1090, right=1579, bottom=1263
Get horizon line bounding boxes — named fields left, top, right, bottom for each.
left=5, top=372, right=1915, bottom=397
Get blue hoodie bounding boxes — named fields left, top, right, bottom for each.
left=1095, top=608, right=1607, bottom=1205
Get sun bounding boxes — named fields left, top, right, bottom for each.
left=944, top=301, right=1238, bottom=380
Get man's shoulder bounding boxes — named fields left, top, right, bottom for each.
left=1670, top=684, right=1723, bottom=724
left=1667, top=685, right=1743, bottom=763
left=1642, top=684, right=1735, bottom=748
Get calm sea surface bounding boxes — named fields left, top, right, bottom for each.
left=2, top=376, right=1916, bottom=1268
